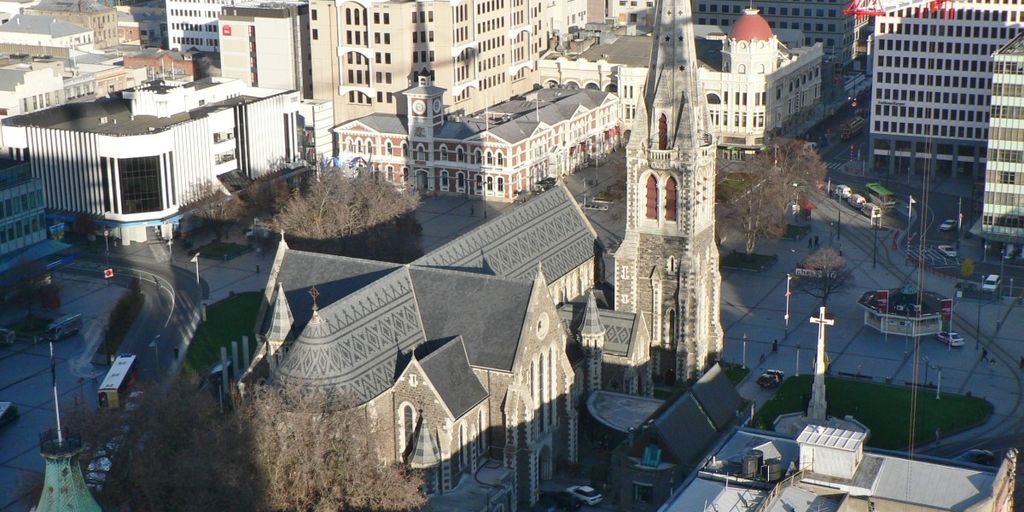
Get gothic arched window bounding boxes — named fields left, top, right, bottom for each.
left=664, top=309, right=675, bottom=348
left=645, top=175, right=658, bottom=219
left=657, top=114, right=668, bottom=150
left=664, top=176, right=678, bottom=221
left=402, top=405, right=415, bottom=454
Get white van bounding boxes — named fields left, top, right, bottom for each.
left=861, top=203, right=881, bottom=219
left=834, top=185, right=852, bottom=199
left=847, top=194, right=866, bottom=208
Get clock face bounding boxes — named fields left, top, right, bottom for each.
left=412, top=100, right=426, bottom=115
left=432, top=98, right=442, bottom=114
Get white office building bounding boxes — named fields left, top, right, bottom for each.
left=0, top=77, right=300, bottom=243
left=869, top=0, right=1024, bottom=181
left=979, top=32, right=1024, bottom=247
left=166, top=0, right=227, bottom=52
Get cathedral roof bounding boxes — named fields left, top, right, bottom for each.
left=270, top=184, right=597, bottom=403
left=558, top=300, right=640, bottom=358
left=408, top=422, right=441, bottom=468
left=690, top=363, right=744, bottom=431
left=417, top=336, right=488, bottom=419
left=579, top=291, right=605, bottom=336
left=413, top=186, right=597, bottom=283
left=266, top=282, right=294, bottom=343
left=730, top=8, right=774, bottom=42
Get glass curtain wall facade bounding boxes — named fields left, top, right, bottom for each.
left=0, top=161, right=46, bottom=257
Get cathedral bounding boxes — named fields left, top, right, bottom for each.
left=250, top=0, right=721, bottom=508
left=613, top=0, right=724, bottom=381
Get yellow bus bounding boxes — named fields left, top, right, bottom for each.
left=98, top=354, right=138, bottom=409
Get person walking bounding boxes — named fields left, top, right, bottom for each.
left=808, top=237, right=813, bottom=249
left=772, top=339, right=778, bottom=353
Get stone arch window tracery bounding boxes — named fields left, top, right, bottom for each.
left=658, top=114, right=668, bottom=150
left=645, top=174, right=659, bottom=220
left=664, top=176, right=678, bottom=221
left=400, top=403, right=416, bottom=456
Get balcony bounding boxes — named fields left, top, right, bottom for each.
left=648, top=149, right=674, bottom=169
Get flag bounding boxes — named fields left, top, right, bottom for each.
left=49, top=342, right=56, bottom=388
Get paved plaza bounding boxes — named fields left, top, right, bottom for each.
left=717, top=189, right=1024, bottom=454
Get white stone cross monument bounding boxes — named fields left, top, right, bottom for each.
left=807, top=306, right=834, bottom=422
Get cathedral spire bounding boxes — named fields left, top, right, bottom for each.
left=580, top=290, right=605, bottom=337
left=633, top=0, right=711, bottom=155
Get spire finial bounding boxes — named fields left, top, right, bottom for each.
left=309, top=285, right=320, bottom=311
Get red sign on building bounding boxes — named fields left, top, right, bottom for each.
left=876, top=290, right=889, bottom=314
left=222, top=25, right=232, bottom=36
left=941, top=298, right=953, bottom=321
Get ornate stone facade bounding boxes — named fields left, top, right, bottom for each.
left=614, top=0, right=725, bottom=380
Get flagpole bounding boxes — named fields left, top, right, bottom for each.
left=50, top=342, right=63, bottom=444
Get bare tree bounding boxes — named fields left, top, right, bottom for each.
left=273, top=173, right=422, bottom=262
left=724, top=139, right=828, bottom=255
left=184, top=180, right=248, bottom=241
left=793, top=247, right=855, bottom=307
left=240, top=385, right=426, bottom=512
left=8, top=259, right=48, bottom=318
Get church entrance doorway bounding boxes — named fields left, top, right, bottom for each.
left=539, top=444, right=553, bottom=480
left=415, top=170, right=429, bottom=190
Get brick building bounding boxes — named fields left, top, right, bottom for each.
left=333, top=77, right=621, bottom=202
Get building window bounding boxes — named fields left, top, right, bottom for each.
left=633, top=483, right=654, bottom=504
left=118, top=156, right=162, bottom=214
left=402, top=405, right=415, bottom=455
left=645, top=175, right=658, bottom=219
left=664, top=176, right=677, bottom=221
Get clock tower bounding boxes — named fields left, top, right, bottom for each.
left=614, top=0, right=724, bottom=380
left=403, top=76, right=445, bottom=140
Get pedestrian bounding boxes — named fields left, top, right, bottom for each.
left=256, top=264, right=261, bottom=274
left=1019, top=356, right=1023, bottom=370
left=759, top=353, right=766, bottom=364
left=808, top=237, right=813, bottom=249
left=772, top=339, right=778, bottom=353
left=470, top=204, right=475, bottom=216
left=982, top=348, right=989, bottom=361
left=814, top=235, right=820, bottom=247
left=935, top=427, right=941, bottom=445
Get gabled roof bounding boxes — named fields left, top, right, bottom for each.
left=413, top=185, right=597, bottom=283
left=0, top=14, right=90, bottom=38
left=558, top=300, right=639, bottom=357
left=417, top=336, right=487, bottom=418
left=649, top=394, right=718, bottom=465
left=274, top=266, right=425, bottom=404
left=409, top=267, right=532, bottom=371
left=336, top=113, right=408, bottom=135
left=690, top=363, right=743, bottom=431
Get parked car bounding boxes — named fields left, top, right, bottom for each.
left=955, top=449, right=996, bottom=466
left=834, top=185, right=852, bottom=199
left=0, top=328, right=14, bottom=346
left=540, top=491, right=583, bottom=510
left=0, top=402, right=18, bottom=427
left=566, top=485, right=603, bottom=506
left=847, top=194, right=866, bottom=209
left=936, top=331, right=965, bottom=347
left=757, top=370, right=785, bottom=389
left=982, top=274, right=1001, bottom=292
left=939, top=219, right=957, bottom=232
left=937, top=245, right=957, bottom=258
left=582, top=202, right=609, bottom=211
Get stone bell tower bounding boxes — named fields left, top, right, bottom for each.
left=614, top=0, right=724, bottom=380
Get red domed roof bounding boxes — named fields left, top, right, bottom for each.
left=730, top=9, right=774, bottom=42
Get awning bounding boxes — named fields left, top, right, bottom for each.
left=798, top=197, right=816, bottom=210
left=0, top=239, right=71, bottom=275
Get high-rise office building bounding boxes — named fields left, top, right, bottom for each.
left=166, top=0, right=226, bottom=52
left=308, top=0, right=550, bottom=125
left=980, top=32, right=1024, bottom=246
left=219, top=1, right=312, bottom=98
left=869, top=0, right=1024, bottom=180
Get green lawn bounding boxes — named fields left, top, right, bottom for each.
left=717, top=178, right=749, bottom=202
left=721, top=363, right=751, bottom=386
left=721, top=252, right=777, bottom=271
left=195, top=241, right=249, bottom=260
left=185, top=292, right=262, bottom=375
left=752, top=375, right=992, bottom=450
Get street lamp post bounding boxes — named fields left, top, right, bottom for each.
left=936, top=366, right=942, bottom=399
left=956, top=197, right=963, bottom=254
left=837, top=202, right=842, bottom=241
left=872, top=213, right=879, bottom=269
left=743, top=333, right=748, bottom=369
left=150, top=335, right=161, bottom=374
left=907, top=194, right=916, bottom=252
left=191, top=253, right=201, bottom=286
left=784, top=274, right=792, bottom=340
left=924, top=356, right=930, bottom=386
